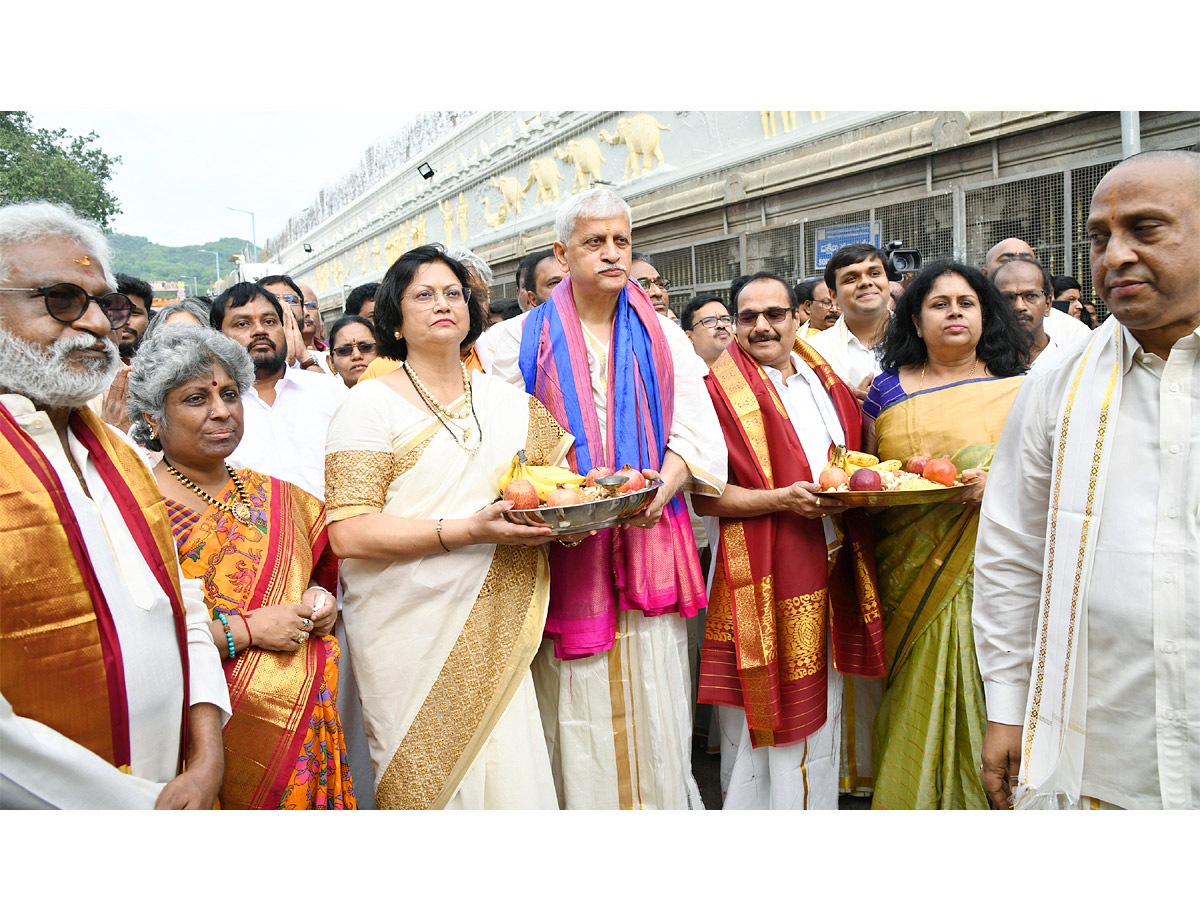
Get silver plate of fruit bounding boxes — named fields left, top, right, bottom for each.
left=502, top=473, right=662, bottom=535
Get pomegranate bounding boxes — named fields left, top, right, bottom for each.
left=848, top=468, right=883, bottom=492
left=546, top=483, right=582, bottom=507
left=584, top=465, right=615, bottom=487
left=905, top=455, right=931, bottom=476
left=615, top=464, right=646, bottom=494
left=819, top=466, right=849, bottom=490
left=922, top=457, right=957, bottom=487
left=503, top=479, right=540, bottom=510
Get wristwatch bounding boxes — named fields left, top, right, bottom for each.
left=299, top=356, right=320, bottom=369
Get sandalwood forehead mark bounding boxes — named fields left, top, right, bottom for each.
left=74, top=255, right=92, bottom=266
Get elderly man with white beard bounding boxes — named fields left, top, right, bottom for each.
left=0, top=202, right=229, bottom=809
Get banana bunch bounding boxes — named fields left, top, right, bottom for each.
left=499, top=450, right=585, bottom=503
left=827, top=444, right=902, bottom=475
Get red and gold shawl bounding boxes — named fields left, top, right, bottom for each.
left=698, top=338, right=885, bottom=748
left=169, top=469, right=339, bottom=809
left=0, top=405, right=189, bottom=772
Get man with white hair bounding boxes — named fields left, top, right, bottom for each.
left=0, top=201, right=229, bottom=808
left=491, top=188, right=727, bottom=809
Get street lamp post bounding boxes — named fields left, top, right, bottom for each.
left=227, top=207, right=258, bottom=263
left=202, top=249, right=220, bottom=292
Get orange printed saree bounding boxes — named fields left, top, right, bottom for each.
left=166, top=468, right=355, bottom=809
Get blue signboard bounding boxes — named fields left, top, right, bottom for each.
left=815, top=222, right=882, bottom=269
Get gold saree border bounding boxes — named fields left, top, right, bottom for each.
left=374, top=544, right=548, bottom=809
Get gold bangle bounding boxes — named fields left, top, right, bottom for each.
left=436, top=518, right=450, bottom=552
left=556, top=535, right=583, bottom=547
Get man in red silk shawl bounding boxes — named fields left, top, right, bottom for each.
left=491, top=188, right=727, bottom=809
left=694, top=272, right=885, bottom=810
left=0, top=202, right=228, bottom=809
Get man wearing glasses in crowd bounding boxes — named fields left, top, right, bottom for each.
left=681, top=294, right=734, bottom=368
left=796, top=277, right=840, bottom=338
left=0, top=201, right=229, bottom=809
left=990, top=258, right=1059, bottom=368
left=631, top=252, right=673, bottom=319
left=258, top=274, right=333, bottom=374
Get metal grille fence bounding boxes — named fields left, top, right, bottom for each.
left=877, top=193, right=955, bottom=270
left=965, top=172, right=1066, bottom=275
left=1069, top=160, right=1120, bottom=319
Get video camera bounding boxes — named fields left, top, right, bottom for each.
left=884, top=240, right=922, bottom=280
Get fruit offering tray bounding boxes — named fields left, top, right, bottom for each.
left=818, top=483, right=967, bottom=508
left=502, top=480, right=662, bottom=534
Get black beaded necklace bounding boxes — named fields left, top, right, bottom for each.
left=164, top=460, right=253, bottom=525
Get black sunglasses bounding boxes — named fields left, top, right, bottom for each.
left=331, top=341, right=377, bottom=358
left=0, top=282, right=132, bottom=327
left=735, top=307, right=794, bottom=327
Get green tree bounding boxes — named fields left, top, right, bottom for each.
left=0, top=111, right=122, bottom=229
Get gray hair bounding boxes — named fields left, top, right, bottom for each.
left=128, top=323, right=255, bottom=451
left=446, top=245, right=493, bottom=287
left=555, top=188, right=632, bottom=245
left=0, top=202, right=115, bottom=290
left=142, top=296, right=214, bottom=344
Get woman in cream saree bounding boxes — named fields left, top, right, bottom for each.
left=325, top=244, right=570, bottom=809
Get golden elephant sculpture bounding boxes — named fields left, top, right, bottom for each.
left=554, top=138, right=607, bottom=193
left=490, top=174, right=526, bottom=218
left=481, top=197, right=507, bottom=228
left=524, top=156, right=564, bottom=208
left=598, top=113, right=671, bottom=180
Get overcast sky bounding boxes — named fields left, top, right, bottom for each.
left=29, top=111, right=417, bottom=247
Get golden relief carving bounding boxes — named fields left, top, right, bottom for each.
left=524, top=156, right=564, bottom=208
left=524, top=396, right=569, bottom=465
left=374, top=543, right=540, bottom=809
left=456, top=192, right=469, bottom=241
left=760, top=111, right=797, bottom=139
left=439, top=198, right=455, bottom=243
left=598, top=114, right=670, bottom=180
left=489, top=174, right=526, bottom=219
left=481, top=197, right=506, bottom=228
left=351, top=242, right=366, bottom=275
left=325, top=450, right=395, bottom=514
left=554, top=139, right=607, bottom=194
left=370, top=238, right=381, bottom=272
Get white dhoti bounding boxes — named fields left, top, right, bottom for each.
left=719, top=665, right=843, bottom=810
left=533, top=609, right=703, bottom=810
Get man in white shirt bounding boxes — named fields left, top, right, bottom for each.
left=258, top=274, right=333, bottom=375
left=796, top=277, right=840, bottom=339
left=807, top=242, right=890, bottom=400
left=974, top=149, right=1200, bottom=810
left=490, top=188, right=727, bottom=809
left=981, top=237, right=1091, bottom=349
left=213, top=282, right=347, bottom=500
left=990, top=257, right=1059, bottom=367
left=692, top=272, right=885, bottom=809
left=0, top=201, right=229, bottom=809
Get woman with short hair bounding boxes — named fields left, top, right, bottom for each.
left=129, top=324, right=356, bottom=809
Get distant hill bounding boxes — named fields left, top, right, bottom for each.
left=108, top=233, right=262, bottom=295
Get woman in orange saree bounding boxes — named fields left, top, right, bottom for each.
left=129, top=324, right=356, bottom=809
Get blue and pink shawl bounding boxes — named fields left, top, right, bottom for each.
left=519, top=277, right=706, bottom=659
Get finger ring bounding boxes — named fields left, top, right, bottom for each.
left=816, top=497, right=821, bottom=507
left=299, top=632, right=308, bottom=642
left=301, top=617, right=311, bottom=628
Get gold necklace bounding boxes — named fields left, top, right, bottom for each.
left=165, top=461, right=253, bottom=525
left=402, top=360, right=472, bottom=419
left=402, top=361, right=483, bottom=453
left=920, top=355, right=980, bottom=391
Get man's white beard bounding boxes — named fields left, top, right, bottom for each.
left=0, top=326, right=120, bottom=409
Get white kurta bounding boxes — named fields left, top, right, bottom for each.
left=973, top=323, right=1200, bottom=809
left=490, top=303, right=728, bottom=809
left=228, top=365, right=347, bottom=501
left=1044, top=306, right=1092, bottom=348
left=804, top=315, right=884, bottom=391
left=0, top=395, right=230, bottom=810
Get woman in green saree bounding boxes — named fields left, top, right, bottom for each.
left=862, top=260, right=1030, bottom=809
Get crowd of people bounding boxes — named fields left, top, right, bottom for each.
left=0, top=147, right=1195, bottom=810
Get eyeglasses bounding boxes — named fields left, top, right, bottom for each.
left=1000, top=290, right=1046, bottom=304
left=735, top=307, right=794, bottom=327
left=636, top=276, right=671, bottom=291
left=810, top=296, right=839, bottom=309
left=331, top=341, right=378, bottom=358
left=693, top=315, right=734, bottom=330
left=279, top=293, right=319, bottom=310
left=0, top=282, right=132, bottom=327
left=404, top=286, right=470, bottom=306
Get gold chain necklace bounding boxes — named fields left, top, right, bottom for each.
left=402, top=360, right=472, bottom=419
left=165, top=460, right=253, bottom=525
left=920, top=355, right=980, bottom=391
